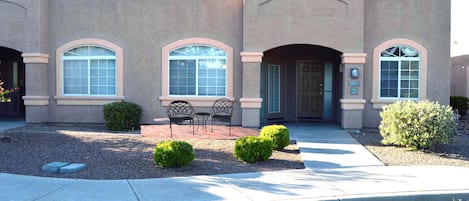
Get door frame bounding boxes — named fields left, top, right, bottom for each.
left=0, top=47, right=25, bottom=117
left=296, top=60, right=324, bottom=120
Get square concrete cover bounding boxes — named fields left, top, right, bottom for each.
left=59, top=163, right=87, bottom=173
left=42, top=161, right=69, bottom=173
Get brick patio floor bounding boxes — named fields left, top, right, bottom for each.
left=141, top=123, right=259, bottom=140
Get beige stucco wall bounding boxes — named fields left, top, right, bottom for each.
left=0, top=0, right=451, bottom=128
left=451, top=55, right=469, bottom=97
left=363, top=0, right=451, bottom=127
left=46, top=0, right=244, bottom=124
left=0, top=0, right=50, bottom=123
left=243, top=0, right=364, bottom=53
left=243, top=0, right=365, bottom=127
left=0, top=1, right=26, bottom=52
left=0, top=0, right=48, bottom=53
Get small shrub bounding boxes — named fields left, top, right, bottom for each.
left=154, top=140, right=194, bottom=168
left=379, top=100, right=456, bottom=151
left=450, top=96, right=469, bottom=115
left=234, top=136, right=273, bottom=163
left=103, top=101, right=142, bottom=131
left=259, top=125, right=290, bottom=151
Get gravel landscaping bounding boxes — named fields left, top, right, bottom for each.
left=351, top=120, right=469, bottom=167
left=0, top=125, right=304, bottom=180
left=1, top=120, right=468, bottom=180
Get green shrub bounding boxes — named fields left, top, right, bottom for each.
left=379, top=100, right=456, bottom=151
left=154, top=140, right=195, bottom=168
left=103, top=101, right=142, bottom=131
left=450, top=96, right=469, bottom=115
left=259, top=125, right=290, bottom=151
left=234, top=136, right=273, bottom=163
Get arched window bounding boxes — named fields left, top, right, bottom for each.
left=160, top=38, right=233, bottom=106
left=371, top=38, right=427, bottom=109
left=169, top=45, right=227, bottom=96
left=56, top=39, right=124, bottom=105
left=62, top=46, right=117, bottom=96
left=379, top=45, right=420, bottom=99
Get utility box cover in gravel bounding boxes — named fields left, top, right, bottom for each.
left=59, top=163, right=86, bottom=173
left=42, top=161, right=70, bottom=173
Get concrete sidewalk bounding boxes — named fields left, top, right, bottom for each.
left=1, top=123, right=469, bottom=200
left=0, top=117, right=25, bottom=132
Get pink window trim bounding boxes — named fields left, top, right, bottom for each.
left=160, top=38, right=234, bottom=106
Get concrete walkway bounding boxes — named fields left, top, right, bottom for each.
left=1, top=122, right=469, bottom=200
left=0, top=117, right=25, bottom=132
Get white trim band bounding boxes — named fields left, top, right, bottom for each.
left=340, top=99, right=366, bottom=110
left=54, top=96, right=125, bottom=105
left=240, top=52, right=263, bottom=63
left=23, top=96, right=49, bottom=106
left=22, top=53, right=49, bottom=64
left=240, top=98, right=262, bottom=108
left=341, top=53, right=367, bottom=64
left=159, top=96, right=235, bottom=107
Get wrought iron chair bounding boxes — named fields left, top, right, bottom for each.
left=167, top=100, right=194, bottom=137
left=211, top=98, right=233, bottom=135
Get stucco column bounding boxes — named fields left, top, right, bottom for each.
left=22, top=53, right=49, bottom=123
left=340, top=53, right=367, bottom=129
left=240, top=52, right=263, bottom=127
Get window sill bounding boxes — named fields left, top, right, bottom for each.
left=159, top=96, right=235, bottom=107
left=370, top=98, right=422, bottom=109
left=54, top=96, right=125, bottom=105
left=370, top=99, right=395, bottom=109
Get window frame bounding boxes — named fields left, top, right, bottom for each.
left=62, top=46, right=117, bottom=96
left=371, top=38, right=427, bottom=109
left=160, top=38, right=234, bottom=107
left=55, top=38, right=124, bottom=105
left=168, top=45, right=227, bottom=97
left=379, top=45, right=420, bottom=99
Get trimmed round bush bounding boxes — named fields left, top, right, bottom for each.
left=379, top=100, right=456, bottom=151
left=103, top=101, right=142, bottom=131
left=234, top=136, right=273, bottom=163
left=450, top=96, right=469, bottom=115
left=259, top=125, right=290, bottom=151
left=154, top=140, right=195, bottom=168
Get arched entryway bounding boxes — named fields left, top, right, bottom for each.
left=260, top=44, right=342, bottom=124
left=0, top=47, right=25, bottom=117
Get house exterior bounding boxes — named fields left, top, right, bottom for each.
left=0, top=0, right=451, bottom=129
left=451, top=55, right=469, bottom=98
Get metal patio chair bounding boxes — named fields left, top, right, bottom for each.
left=211, top=98, right=233, bottom=136
left=167, top=100, right=194, bottom=137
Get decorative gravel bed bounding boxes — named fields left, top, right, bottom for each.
left=2, top=121, right=468, bottom=180
left=350, top=124, right=469, bottom=167
left=0, top=125, right=304, bottom=180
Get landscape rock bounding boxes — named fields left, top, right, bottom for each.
left=0, top=134, right=12, bottom=143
